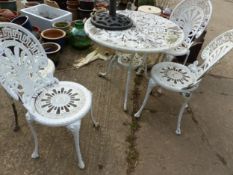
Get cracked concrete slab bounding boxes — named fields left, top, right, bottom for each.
left=1, top=0, right=233, bottom=175
left=133, top=0, right=233, bottom=175
left=0, top=46, right=132, bottom=175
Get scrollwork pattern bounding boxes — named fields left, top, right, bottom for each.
left=85, top=10, right=184, bottom=53
left=0, top=23, right=57, bottom=106
left=189, top=29, right=233, bottom=80
left=170, top=5, right=204, bottom=47
left=171, top=0, right=212, bottom=38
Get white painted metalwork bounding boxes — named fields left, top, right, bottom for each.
left=165, top=0, right=212, bottom=64
left=171, top=0, right=212, bottom=39
left=135, top=29, right=233, bottom=135
left=0, top=22, right=98, bottom=169
left=85, top=10, right=184, bottom=53
left=85, top=10, right=184, bottom=111
left=40, top=58, right=55, bottom=77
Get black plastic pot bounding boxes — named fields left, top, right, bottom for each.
left=79, top=0, right=94, bottom=10
left=78, top=7, right=92, bottom=19
left=11, top=15, right=33, bottom=31
left=42, top=42, right=61, bottom=66
left=54, top=0, right=67, bottom=10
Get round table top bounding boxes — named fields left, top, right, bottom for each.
left=84, top=10, right=184, bottom=54
left=138, top=5, right=161, bottom=15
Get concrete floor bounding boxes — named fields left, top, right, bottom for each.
left=1, top=0, right=233, bottom=174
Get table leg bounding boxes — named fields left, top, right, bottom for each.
left=143, top=53, right=149, bottom=79
left=98, top=55, right=117, bottom=78
left=124, top=62, right=132, bottom=111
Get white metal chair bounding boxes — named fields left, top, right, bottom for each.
left=0, top=22, right=98, bottom=169
left=135, top=29, right=233, bottom=135
left=1, top=58, right=55, bottom=132
left=1, top=19, right=55, bottom=131
left=165, top=0, right=212, bottom=64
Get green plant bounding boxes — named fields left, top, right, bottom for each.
left=138, top=0, right=154, bottom=6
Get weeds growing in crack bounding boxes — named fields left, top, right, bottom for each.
left=126, top=119, right=140, bottom=174
left=126, top=75, right=143, bottom=174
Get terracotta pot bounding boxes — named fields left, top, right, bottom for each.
left=66, top=0, right=78, bottom=9
left=95, top=2, right=108, bottom=9
left=67, top=6, right=78, bottom=20
left=0, top=9, right=17, bottom=20
left=0, top=16, right=11, bottom=22
left=41, top=28, right=66, bottom=46
left=42, top=42, right=61, bottom=66
left=24, top=1, right=40, bottom=8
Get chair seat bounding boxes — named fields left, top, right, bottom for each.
left=32, top=81, right=92, bottom=126
left=165, top=44, right=189, bottom=56
left=151, top=62, right=196, bottom=92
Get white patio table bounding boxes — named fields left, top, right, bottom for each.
left=84, top=10, right=185, bottom=111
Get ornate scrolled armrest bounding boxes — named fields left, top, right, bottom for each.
left=188, top=60, right=199, bottom=75
left=180, top=60, right=202, bottom=92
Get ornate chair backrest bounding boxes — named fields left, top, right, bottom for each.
left=170, top=0, right=212, bottom=47
left=194, top=0, right=212, bottom=39
left=0, top=22, right=56, bottom=106
left=189, top=29, right=233, bottom=80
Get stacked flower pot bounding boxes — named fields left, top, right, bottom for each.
left=78, top=0, right=95, bottom=19
left=66, top=0, right=79, bottom=20
left=0, top=0, right=17, bottom=11
left=54, top=0, right=67, bottom=10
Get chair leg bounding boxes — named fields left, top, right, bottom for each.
left=175, top=92, right=192, bottom=135
left=163, top=54, right=175, bottom=62
left=134, top=78, right=157, bottom=118
left=124, top=63, right=132, bottom=111
left=183, top=50, right=190, bottom=65
left=98, top=55, right=117, bottom=78
left=90, top=97, right=100, bottom=128
left=11, top=102, right=20, bottom=132
left=25, top=112, right=39, bottom=159
left=67, top=121, right=85, bottom=169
